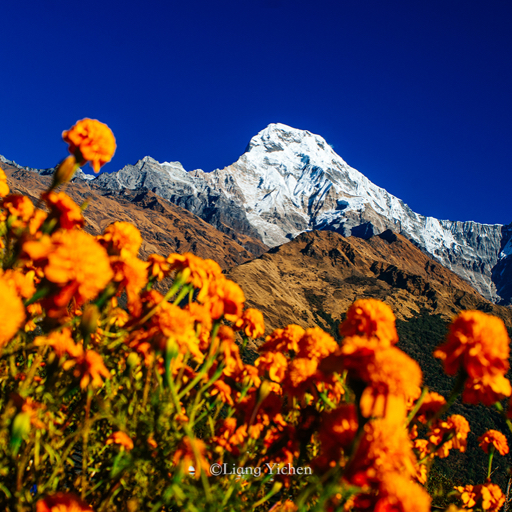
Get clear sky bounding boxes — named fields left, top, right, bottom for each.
left=1, top=0, right=511, bottom=225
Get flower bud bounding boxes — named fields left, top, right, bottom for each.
left=11, top=411, right=31, bottom=455
left=51, top=155, right=79, bottom=189
left=80, top=304, right=101, bottom=338
left=257, top=380, right=272, bottom=404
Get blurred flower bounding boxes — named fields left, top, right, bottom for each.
left=106, top=431, right=134, bottom=451
left=35, top=328, right=83, bottom=359
left=110, top=254, right=148, bottom=316
left=2, top=194, right=35, bottom=226
left=463, top=372, right=512, bottom=406
left=51, top=155, right=79, bottom=188
left=98, top=221, right=142, bottom=257
left=207, top=277, right=245, bottom=321
left=256, top=351, right=288, bottom=383
left=36, top=493, right=93, bottom=512
left=269, top=501, right=297, bottom=512
left=319, top=404, right=358, bottom=455
left=434, top=310, right=510, bottom=378
left=147, top=253, right=171, bottom=281
left=41, top=191, right=84, bottom=230
left=374, top=472, right=431, bottom=512
left=172, top=437, right=210, bottom=478
left=0, top=274, right=25, bottom=348
left=235, top=308, right=265, bottom=338
left=478, top=429, right=509, bottom=455
left=0, top=168, right=9, bottom=197
left=74, top=350, right=111, bottom=389
left=297, top=327, right=338, bottom=360
left=62, top=118, right=116, bottom=173
left=3, top=268, right=36, bottom=298
left=339, top=298, right=398, bottom=345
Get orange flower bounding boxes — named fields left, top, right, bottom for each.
left=147, top=253, right=171, bottom=281
left=62, top=118, right=116, bottom=173
left=41, top=191, right=84, bottom=230
left=2, top=194, right=35, bottom=224
left=319, top=404, right=358, bottom=453
left=106, top=431, right=134, bottom=451
left=235, top=308, right=265, bottom=338
left=375, top=472, right=431, bottom=512
left=285, top=357, right=319, bottom=396
left=207, top=277, right=245, bottom=321
left=0, top=275, right=25, bottom=348
left=297, top=327, right=338, bottom=360
left=463, top=372, right=512, bottom=406
left=3, top=268, right=36, bottom=298
left=347, top=419, right=417, bottom=485
left=30, top=230, right=113, bottom=311
left=269, top=501, right=298, bottom=512
left=35, top=328, right=83, bottom=359
left=478, top=429, right=509, bottom=455
left=415, top=391, right=446, bottom=424
left=75, top=350, right=111, bottom=389
left=98, top=222, right=142, bottom=257
left=36, top=493, right=93, bottom=512
left=339, top=299, right=398, bottom=345
left=0, top=168, right=9, bottom=197
left=172, top=437, right=210, bottom=478
left=255, top=351, right=288, bottom=383
left=359, top=347, right=422, bottom=424
left=435, top=310, right=510, bottom=378
left=456, top=483, right=505, bottom=512
left=211, top=418, right=248, bottom=455
left=428, top=414, right=470, bottom=458
left=110, top=254, right=148, bottom=316
left=260, top=324, right=305, bottom=354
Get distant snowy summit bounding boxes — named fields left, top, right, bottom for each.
left=3, top=124, right=511, bottom=304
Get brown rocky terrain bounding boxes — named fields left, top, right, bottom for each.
left=1, top=163, right=268, bottom=269
left=226, top=229, right=512, bottom=346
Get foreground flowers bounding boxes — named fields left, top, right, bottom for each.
left=1, top=121, right=511, bottom=512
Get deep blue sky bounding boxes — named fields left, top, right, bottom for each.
left=1, top=1, right=511, bottom=225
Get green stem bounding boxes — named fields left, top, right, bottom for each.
left=488, top=446, right=495, bottom=480
left=405, top=386, right=429, bottom=427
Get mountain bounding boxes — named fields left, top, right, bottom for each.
left=0, top=159, right=267, bottom=269
left=90, top=124, right=512, bottom=305
left=224, top=229, right=512, bottom=341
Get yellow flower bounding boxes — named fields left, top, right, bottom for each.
left=36, top=493, right=93, bottom=512
left=339, top=298, right=398, bottom=345
left=478, top=429, right=509, bottom=455
left=106, top=431, right=134, bottom=451
left=0, top=168, right=9, bottom=197
left=0, top=275, right=25, bottom=348
left=98, top=222, right=142, bottom=257
left=62, top=118, right=116, bottom=173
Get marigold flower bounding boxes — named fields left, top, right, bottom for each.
left=110, top=254, right=148, bottom=316
left=35, top=328, right=83, bottom=359
left=235, top=308, right=265, bottom=338
left=463, top=372, right=512, bottom=406
left=62, top=118, right=116, bottom=173
left=35, top=230, right=113, bottom=311
left=269, top=501, right=298, bottom=512
left=42, top=191, right=84, bottom=230
left=75, top=350, right=111, bottom=389
left=2, top=194, right=35, bottom=223
left=207, top=277, right=245, bottom=321
left=415, top=391, right=446, bottom=424
left=340, top=298, right=398, bottom=345
left=347, top=419, right=417, bottom=485
left=434, top=310, right=510, bottom=379
left=375, top=472, right=431, bottom=512
left=0, top=168, right=9, bottom=197
left=320, top=404, right=358, bottom=452
left=478, top=429, right=509, bottom=455
left=106, top=431, right=134, bottom=451
left=456, top=483, right=505, bottom=512
left=98, top=221, right=142, bottom=257
left=147, top=253, right=171, bottom=281
left=428, top=414, right=470, bottom=458
left=212, top=418, right=248, bottom=455
left=36, top=493, right=93, bottom=512
left=3, top=268, right=36, bottom=298
left=359, top=347, right=422, bottom=423
left=172, top=437, right=210, bottom=478
left=285, top=357, right=319, bottom=395
left=260, top=324, right=305, bottom=354
left=0, top=275, right=25, bottom=348
left=297, top=327, right=338, bottom=360
left=256, top=351, right=288, bottom=383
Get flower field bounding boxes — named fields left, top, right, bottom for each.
left=1, top=120, right=512, bottom=511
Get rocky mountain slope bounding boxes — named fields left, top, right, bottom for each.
left=0, top=160, right=267, bottom=269
left=225, top=229, right=512, bottom=342
left=88, top=124, right=512, bottom=305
